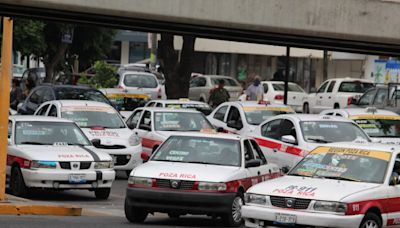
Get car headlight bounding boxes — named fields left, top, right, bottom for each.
left=245, top=193, right=269, bottom=206
left=94, top=161, right=113, bottom=169
left=198, top=182, right=227, bottom=192
left=128, top=134, right=141, bottom=146
left=30, top=161, right=57, bottom=169
left=313, top=201, right=347, bottom=214
left=128, top=176, right=153, bottom=187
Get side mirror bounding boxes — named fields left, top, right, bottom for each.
left=281, top=166, right=290, bottom=174
left=127, top=122, right=136, bottom=130
left=216, top=127, right=225, bottom=133
left=281, top=135, right=297, bottom=145
left=91, top=139, right=101, bottom=148
left=390, top=173, right=399, bottom=186
left=245, top=159, right=262, bottom=168
left=139, top=124, right=151, bottom=131
left=141, top=151, right=151, bottom=163
left=227, top=120, right=243, bottom=130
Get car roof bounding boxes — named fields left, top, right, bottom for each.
left=225, top=101, right=292, bottom=108
left=120, top=71, right=156, bottom=76
left=201, top=75, right=236, bottom=79
left=164, top=131, right=244, bottom=140
left=150, top=99, right=207, bottom=105
left=274, top=114, right=354, bottom=122
left=262, top=81, right=298, bottom=85
left=327, top=78, right=373, bottom=83
left=324, top=108, right=399, bottom=116
left=141, top=107, right=203, bottom=113
left=38, top=84, right=94, bottom=90
left=322, top=141, right=399, bottom=154
left=9, top=115, right=73, bottom=123
left=49, top=100, right=113, bottom=108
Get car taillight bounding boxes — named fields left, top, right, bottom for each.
left=274, top=95, right=284, bottom=100
left=157, top=88, right=162, bottom=99
left=347, top=97, right=352, bottom=106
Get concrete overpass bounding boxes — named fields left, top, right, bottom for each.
left=1, top=0, right=400, bottom=55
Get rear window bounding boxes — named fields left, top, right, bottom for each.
left=211, top=78, right=240, bottom=87
left=123, top=74, right=158, bottom=88
left=338, top=82, right=374, bottom=93
left=272, top=83, right=305, bottom=92
left=55, top=88, right=111, bottom=105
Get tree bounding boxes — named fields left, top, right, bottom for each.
left=158, top=34, right=196, bottom=99
left=77, top=60, right=117, bottom=88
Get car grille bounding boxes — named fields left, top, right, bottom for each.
left=156, top=179, right=195, bottom=190
left=97, top=144, right=126, bottom=149
left=113, top=155, right=130, bottom=166
left=59, top=162, right=92, bottom=170
left=270, top=196, right=311, bottom=209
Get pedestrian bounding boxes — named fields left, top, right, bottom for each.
left=246, top=76, right=264, bottom=101
left=10, top=79, right=23, bottom=110
left=208, top=79, right=230, bottom=108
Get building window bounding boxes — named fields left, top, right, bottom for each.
left=205, top=53, right=218, bottom=75
left=129, top=42, right=150, bottom=63
left=108, top=41, right=121, bottom=63
left=219, top=54, right=231, bottom=76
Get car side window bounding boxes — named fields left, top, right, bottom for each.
left=391, top=154, right=400, bottom=185
left=42, top=88, right=54, bottom=102
left=29, top=89, right=42, bottom=104
left=155, top=103, right=163, bottom=107
left=324, top=112, right=334, bottom=115
left=139, top=111, right=152, bottom=128
left=214, top=105, right=228, bottom=121
left=127, top=110, right=143, bottom=129
left=197, top=77, right=206, bottom=87
left=374, top=89, right=387, bottom=105
left=279, top=119, right=297, bottom=144
left=317, top=81, right=329, bottom=93
left=36, top=104, right=50, bottom=116
left=48, top=105, right=58, bottom=117
left=250, top=139, right=267, bottom=165
left=263, top=84, right=269, bottom=93
left=147, top=102, right=155, bottom=107
left=326, top=81, right=336, bottom=93
left=335, top=113, right=343, bottom=117
left=190, top=77, right=200, bottom=88
left=243, top=140, right=255, bottom=162
left=226, top=106, right=242, bottom=125
left=358, top=89, right=376, bottom=106
left=261, top=119, right=282, bottom=139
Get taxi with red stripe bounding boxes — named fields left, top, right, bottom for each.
left=207, top=101, right=294, bottom=136
left=254, top=114, right=370, bottom=169
left=124, top=132, right=281, bottom=227
left=321, top=107, right=400, bottom=145
left=7, top=116, right=115, bottom=199
left=243, top=143, right=400, bottom=228
left=125, top=107, right=214, bottom=154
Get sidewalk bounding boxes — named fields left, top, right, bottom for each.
left=0, top=194, right=81, bottom=216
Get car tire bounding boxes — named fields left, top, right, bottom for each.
left=359, top=212, right=382, bottom=228
left=94, top=188, right=111, bottom=199
left=222, top=193, right=244, bottom=227
left=124, top=198, right=148, bottom=223
left=303, top=103, right=310, bottom=114
left=10, top=166, right=28, bottom=197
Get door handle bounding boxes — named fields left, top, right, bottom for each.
left=269, top=169, right=272, bottom=174
left=319, top=96, right=323, bottom=99
left=293, top=96, right=296, bottom=99
left=257, top=171, right=261, bottom=176
left=328, top=96, right=331, bottom=99
left=273, top=149, right=278, bottom=153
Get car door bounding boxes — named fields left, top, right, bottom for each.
left=373, top=88, right=388, bottom=109
left=385, top=153, right=400, bottom=227
left=243, top=140, right=270, bottom=188
left=274, top=119, right=302, bottom=169
left=189, top=77, right=207, bottom=101
left=249, top=139, right=278, bottom=180
left=312, top=81, right=330, bottom=113
left=257, top=119, right=282, bottom=165
left=225, top=106, right=244, bottom=134
left=209, top=105, right=229, bottom=129
left=323, top=80, right=336, bottom=109
left=133, top=110, right=155, bottom=153
left=126, top=109, right=143, bottom=130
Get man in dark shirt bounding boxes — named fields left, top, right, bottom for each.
left=10, top=79, right=23, bottom=110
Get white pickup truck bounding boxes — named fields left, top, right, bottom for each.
left=303, top=78, right=374, bottom=114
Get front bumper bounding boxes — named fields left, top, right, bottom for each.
left=98, top=144, right=142, bottom=170
left=125, top=187, right=236, bottom=215
left=22, top=168, right=115, bottom=189
left=242, top=205, right=363, bottom=228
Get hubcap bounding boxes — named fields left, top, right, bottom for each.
left=362, top=220, right=379, bottom=228
left=232, top=197, right=243, bottom=223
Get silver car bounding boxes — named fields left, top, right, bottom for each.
left=117, top=70, right=163, bottom=100
left=188, top=75, right=242, bottom=102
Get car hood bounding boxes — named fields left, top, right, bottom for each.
left=81, top=128, right=132, bottom=145
left=132, top=161, right=242, bottom=182
left=247, top=175, right=380, bottom=202
left=14, top=145, right=111, bottom=161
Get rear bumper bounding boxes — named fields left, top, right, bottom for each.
left=125, top=187, right=235, bottom=215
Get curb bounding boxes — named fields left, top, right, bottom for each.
left=0, top=204, right=82, bottom=216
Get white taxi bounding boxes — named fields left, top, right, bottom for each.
left=125, top=107, right=214, bottom=154
left=145, top=99, right=213, bottom=115
left=208, top=101, right=294, bottom=136
left=321, top=107, right=400, bottom=145
left=7, top=116, right=115, bottom=199
left=254, top=114, right=370, bottom=169
left=34, top=100, right=142, bottom=175
left=124, top=132, right=281, bottom=227
left=243, top=143, right=400, bottom=228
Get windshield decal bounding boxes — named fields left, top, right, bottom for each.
left=105, top=93, right=150, bottom=99
left=88, top=130, right=120, bottom=138
left=312, top=146, right=391, bottom=161
left=243, top=106, right=293, bottom=112
left=62, top=106, right=115, bottom=113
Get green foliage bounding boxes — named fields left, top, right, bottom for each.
left=77, top=61, right=117, bottom=88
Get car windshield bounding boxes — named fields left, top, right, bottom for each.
left=15, top=121, right=90, bottom=146
left=244, top=107, right=294, bottom=125
left=338, top=82, right=374, bottom=93
left=123, top=74, right=158, bottom=88
left=152, top=136, right=241, bottom=167
left=55, top=88, right=111, bottom=104
left=154, top=112, right=213, bottom=131
left=211, top=78, right=240, bottom=86
left=165, top=103, right=213, bottom=115
left=354, top=118, right=400, bottom=138
left=289, top=147, right=391, bottom=183
left=300, top=121, right=370, bottom=143
left=61, top=106, right=126, bottom=128
left=271, top=83, right=305, bottom=92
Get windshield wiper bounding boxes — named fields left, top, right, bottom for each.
left=307, top=137, right=332, bottom=143
left=152, top=159, right=181, bottom=163
left=315, top=175, right=358, bottom=182
left=68, top=143, right=87, bottom=146
left=186, top=161, right=224, bottom=165
left=19, top=142, right=50, bottom=145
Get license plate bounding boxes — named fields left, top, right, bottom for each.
left=275, top=213, right=296, bottom=224
left=69, top=174, right=87, bottom=184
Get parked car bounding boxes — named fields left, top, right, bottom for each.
left=188, top=75, right=242, bottom=102
left=34, top=100, right=142, bottom=175
left=125, top=132, right=281, bottom=226
left=303, top=78, right=374, bottom=114
left=18, top=85, right=112, bottom=115
left=243, top=142, right=398, bottom=228
left=261, top=81, right=307, bottom=112
left=116, top=70, right=163, bottom=100
left=351, top=84, right=400, bottom=114
left=7, top=116, right=115, bottom=198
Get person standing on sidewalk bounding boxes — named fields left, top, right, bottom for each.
left=246, top=76, right=264, bottom=101
left=208, top=79, right=230, bottom=108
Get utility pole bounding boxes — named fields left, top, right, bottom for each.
left=323, top=50, right=328, bottom=81
left=0, top=17, right=13, bottom=201
left=284, top=46, right=290, bottom=105
left=149, top=33, right=157, bottom=71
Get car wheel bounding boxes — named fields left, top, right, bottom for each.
left=10, top=166, right=28, bottom=197
left=94, top=188, right=111, bottom=199
left=359, top=213, right=382, bottom=228
left=124, top=198, right=148, bottom=223
left=303, top=103, right=310, bottom=114
left=222, top=194, right=244, bottom=227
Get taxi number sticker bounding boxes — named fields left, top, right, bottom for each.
left=311, top=146, right=391, bottom=161
left=351, top=115, right=400, bottom=120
